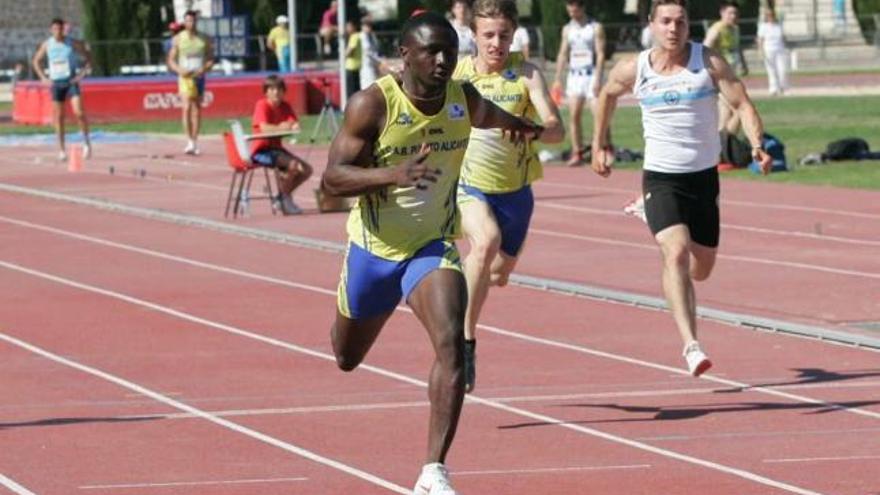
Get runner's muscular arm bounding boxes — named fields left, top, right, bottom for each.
left=462, top=82, right=542, bottom=139
left=522, top=61, right=564, bottom=143
left=706, top=48, right=772, bottom=173
left=322, top=87, right=438, bottom=196
left=553, top=25, right=570, bottom=87
left=706, top=48, right=763, bottom=148
left=31, top=41, right=49, bottom=82
left=591, top=56, right=637, bottom=177
left=199, top=36, right=215, bottom=76
left=592, top=23, right=607, bottom=94
left=166, top=38, right=183, bottom=76
left=72, top=40, right=93, bottom=82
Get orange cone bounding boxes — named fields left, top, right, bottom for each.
left=68, top=144, right=83, bottom=172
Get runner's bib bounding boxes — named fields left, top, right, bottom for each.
left=49, top=59, right=71, bottom=80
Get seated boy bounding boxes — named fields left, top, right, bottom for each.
left=251, top=74, right=313, bottom=215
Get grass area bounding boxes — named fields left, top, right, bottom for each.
left=541, top=95, right=880, bottom=190
left=0, top=101, right=10, bottom=113
left=2, top=95, right=879, bottom=189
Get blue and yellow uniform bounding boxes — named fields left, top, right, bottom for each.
left=46, top=36, right=80, bottom=102
left=338, top=75, right=471, bottom=319
left=455, top=54, right=539, bottom=257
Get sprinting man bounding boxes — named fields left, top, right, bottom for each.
left=552, top=0, right=607, bottom=167
left=590, top=0, right=772, bottom=376
left=32, top=17, right=93, bottom=161
left=321, top=12, right=541, bottom=494
left=250, top=75, right=313, bottom=215
left=167, top=10, right=214, bottom=155
left=454, top=0, right=564, bottom=393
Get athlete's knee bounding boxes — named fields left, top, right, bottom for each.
left=662, top=243, right=690, bottom=270
left=330, top=326, right=361, bottom=372
left=298, top=160, right=314, bottom=179
left=690, top=258, right=716, bottom=281
left=469, top=234, right=501, bottom=265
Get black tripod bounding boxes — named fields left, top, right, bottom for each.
left=309, top=77, right=341, bottom=144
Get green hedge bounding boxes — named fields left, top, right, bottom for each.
left=854, top=0, right=880, bottom=44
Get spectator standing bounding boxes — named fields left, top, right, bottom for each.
left=359, top=19, right=382, bottom=88
left=267, top=15, right=292, bottom=73
left=757, top=9, right=788, bottom=96
left=320, top=1, right=339, bottom=56
left=343, top=20, right=362, bottom=99
left=450, top=0, right=477, bottom=58
left=510, top=25, right=530, bottom=59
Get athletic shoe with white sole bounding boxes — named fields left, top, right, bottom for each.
left=683, top=341, right=712, bottom=377
left=279, top=195, right=303, bottom=215
left=623, top=195, right=647, bottom=223
left=82, top=143, right=92, bottom=159
left=413, top=463, right=458, bottom=495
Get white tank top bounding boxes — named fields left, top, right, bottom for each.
left=566, top=20, right=596, bottom=71
left=635, top=42, right=720, bottom=174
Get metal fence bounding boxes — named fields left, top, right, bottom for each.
left=3, top=13, right=878, bottom=81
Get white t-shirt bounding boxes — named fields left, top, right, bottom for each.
left=757, top=22, right=785, bottom=53
left=511, top=26, right=530, bottom=53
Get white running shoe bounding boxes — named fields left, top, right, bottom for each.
left=413, top=463, right=458, bottom=495
left=279, top=195, right=303, bottom=215
left=183, top=140, right=200, bottom=155
left=623, top=195, right=647, bottom=223
left=58, top=150, right=67, bottom=162
left=82, top=143, right=92, bottom=159
left=683, top=341, right=712, bottom=377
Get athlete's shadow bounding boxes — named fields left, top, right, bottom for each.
left=0, top=415, right=160, bottom=430
left=497, top=398, right=880, bottom=429
left=715, top=367, right=880, bottom=394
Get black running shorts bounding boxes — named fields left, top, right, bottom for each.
left=642, top=166, right=720, bottom=248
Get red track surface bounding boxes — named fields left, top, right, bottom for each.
left=1, top=138, right=879, bottom=494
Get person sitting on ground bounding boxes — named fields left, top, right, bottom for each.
left=250, top=75, right=313, bottom=215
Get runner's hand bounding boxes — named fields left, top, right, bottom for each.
left=591, top=145, right=614, bottom=178
left=392, top=143, right=439, bottom=190
left=502, top=117, right=543, bottom=144
left=753, top=148, right=773, bottom=175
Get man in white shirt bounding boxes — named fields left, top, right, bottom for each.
left=757, top=9, right=788, bottom=96
left=510, top=25, right=530, bottom=59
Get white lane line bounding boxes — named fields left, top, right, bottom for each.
left=0, top=474, right=37, bottom=495
left=79, top=477, right=308, bottom=490
left=2, top=216, right=878, bottom=421
left=455, top=465, right=651, bottom=476
left=537, top=202, right=880, bottom=247
left=763, top=455, right=880, bottom=464
left=537, top=181, right=880, bottom=220
left=641, top=427, right=880, bottom=442
left=0, top=262, right=828, bottom=495
left=530, top=228, right=880, bottom=280
left=0, top=332, right=408, bottom=494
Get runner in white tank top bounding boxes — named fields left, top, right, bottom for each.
left=588, top=0, right=772, bottom=377
left=552, top=0, right=607, bottom=167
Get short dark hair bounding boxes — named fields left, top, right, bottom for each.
left=720, top=1, right=739, bottom=10
left=400, top=11, right=456, bottom=46
left=184, top=10, right=198, bottom=18
left=263, top=74, right=286, bottom=93
left=650, top=0, right=688, bottom=19
left=51, top=18, right=65, bottom=27
left=472, top=0, right=518, bottom=27
left=565, top=0, right=584, bottom=6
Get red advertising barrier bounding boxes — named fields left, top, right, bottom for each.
left=12, top=72, right=341, bottom=125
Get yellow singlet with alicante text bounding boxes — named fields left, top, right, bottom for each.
left=455, top=54, right=541, bottom=193
left=345, top=75, right=472, bottom=261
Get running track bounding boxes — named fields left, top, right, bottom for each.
left=0, top=138, right=878, bottom=494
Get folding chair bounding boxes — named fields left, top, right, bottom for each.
left=223, top=120, right=278, bottom=218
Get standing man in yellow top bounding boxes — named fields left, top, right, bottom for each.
left=267, top=15, right=292, bottom=73
left=552, top=0, right=607, bottom=167
left=344, top=19, right=362, bottom=100
left=704, top=1, right=747, bottom=134
left=167, top=10, right=214, bottom=155
left=321, top=12, right=540, bottom=494
left=454, top=0, right=563, bottom=393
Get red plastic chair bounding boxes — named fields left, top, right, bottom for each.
left=223, top=127, right=277, bottom=218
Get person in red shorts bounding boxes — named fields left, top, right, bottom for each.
left=251, top=74, right=314, bottom=215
